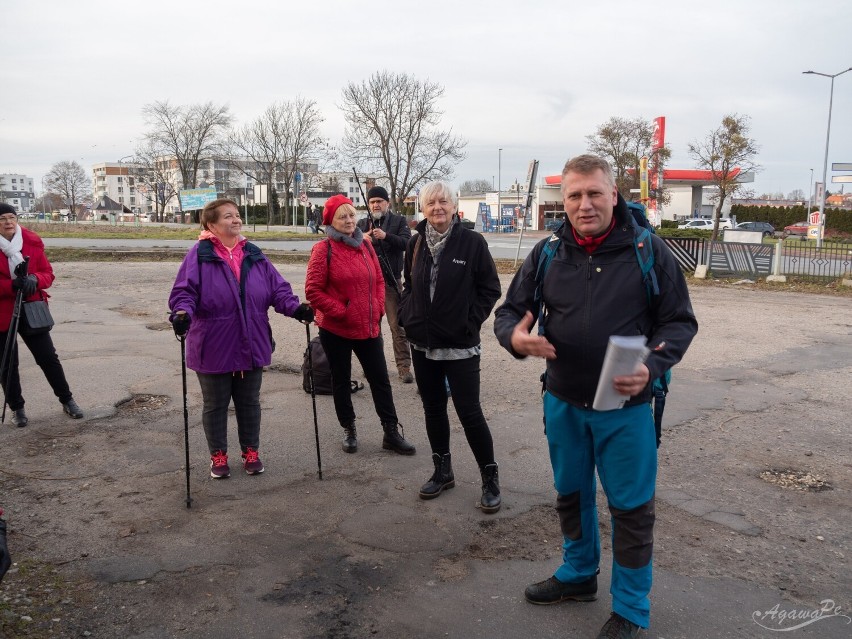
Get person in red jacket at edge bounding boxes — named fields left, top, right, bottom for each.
left=305, top=195, right=415, bottom=456
left=0, top=203, right=84, bottom=427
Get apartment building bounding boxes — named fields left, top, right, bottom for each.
left=0, top=173, right=36, bottom=212
left=91, top=163, right=154, bottom=216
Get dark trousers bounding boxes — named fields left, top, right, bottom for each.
left=0, top=330, right=73, bottom=410
left=411, top=350, right=494, bottom=467
left=318, top=328, right=397, bottom=427
left=382, top=281, right=411, bottom=374
left=195, top=368, right=263, bottom=454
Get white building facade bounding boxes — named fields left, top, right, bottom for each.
left=0, top=174, right=36, bottom=212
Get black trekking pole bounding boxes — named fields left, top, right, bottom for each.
left=1, top=258, right=29, bottom=424
left=176, top=311, right=192, bottom=508
left=304, top=322, right=323, bottom=480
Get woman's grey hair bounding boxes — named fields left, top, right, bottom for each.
left=418, top=181, right=457, bottom=210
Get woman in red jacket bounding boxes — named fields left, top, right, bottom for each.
left=0, top=203, right=83, bottom=427
left=305, top=195, right=414, bottom=456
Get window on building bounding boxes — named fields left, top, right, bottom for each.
left=11, top=179, right=17, bottom=184
left=118, top=187, right=124, bottom=193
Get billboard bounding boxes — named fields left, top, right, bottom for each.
left=178, top=188, right=218, bottom=211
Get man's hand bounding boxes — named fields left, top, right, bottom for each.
left=509, top=311, right=556, bottom=359
left=370, top=227, right=387, bottom=240
left=613, top=364, right=650, bottom=397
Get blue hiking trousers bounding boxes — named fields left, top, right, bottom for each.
left=543, top=392, right=657, bottom=628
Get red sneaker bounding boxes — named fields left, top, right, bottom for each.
left=210, top=450, right=230, bottom=478
left=241, top=448, right=264, bottom=475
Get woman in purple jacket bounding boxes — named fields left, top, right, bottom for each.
left=168, top=199, right=313, bottom=479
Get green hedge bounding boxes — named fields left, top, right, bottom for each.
left=730, top=205, right=852, bottom=234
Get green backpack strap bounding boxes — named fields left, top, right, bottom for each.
left=534, top=226, right=563, bottom=336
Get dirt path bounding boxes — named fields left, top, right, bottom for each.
left=0, top=262, right=849, bottom=638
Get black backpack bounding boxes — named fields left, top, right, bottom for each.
left=302, top=336, right=333, bottom=394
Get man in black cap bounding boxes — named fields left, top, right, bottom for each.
left=357, top=185, right=413, bottom=383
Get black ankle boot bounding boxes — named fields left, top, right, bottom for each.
left=419, top=453, right=454, bottom=499
left=342, top=422, right=357, bottom=453
left=381, top=422, right=416, bottom=455
left=480, top=463, right=501, bottom=514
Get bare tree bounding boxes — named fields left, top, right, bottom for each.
left=340, top=71, right=466, bottom=210
left=44, top=160, right=91, bottom=217
left=227, top=98, right=325, bottom=225
left=459, top=178, right=493, bottom=194
left=142, top=101, right=232, bottom=192
left=688, top=114, right=760, bottom=240
left=586, top=116, right=671, bottom=199
left=132, top=138, right=180, bottom=222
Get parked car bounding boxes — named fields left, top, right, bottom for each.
left=783, top=221, right=809, bottom=236
left=677, top=218, right=733, bottom=230
left=736, top=221, right=775, bottom=237
left=457, top=217, right=475, bottom=230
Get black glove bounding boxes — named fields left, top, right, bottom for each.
left=292, top=303, right=314, bottom=324
left=0, top=518, right=10, bottom=583
left=172, top=313, right=190, bottom=337
left=12, top=275, right=37, bottom=297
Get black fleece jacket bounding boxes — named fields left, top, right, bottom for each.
left=493, top=195, right=698, bottom=408
left=399, top=220, right=501, bottom=350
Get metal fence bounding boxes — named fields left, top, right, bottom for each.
left=780, top=240, right=852, bottom=281
left=661, top=237, right=852, bottom=281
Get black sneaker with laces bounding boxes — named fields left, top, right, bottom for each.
left=596, top=612, right=641, bottom=639
left=524, top=574, right=598, bottom=604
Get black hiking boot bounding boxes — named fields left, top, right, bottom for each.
left=11, top=408, right=28, bottom=427
left=381, top=422, right=416, bottom=455
left=524, top=574, right=598, bottom=604
left=419, top=453, right=454, bottom=499
left=479, top=463, right=501, bottom=513
left=342, top=423, right=358, bottom=453
left=596, top=612, right=642, bottom=638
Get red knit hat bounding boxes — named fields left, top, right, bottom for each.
left=322, top=194, right=353, bottom=225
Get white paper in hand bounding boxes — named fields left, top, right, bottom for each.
left=592, top=336, right=650, bottom=411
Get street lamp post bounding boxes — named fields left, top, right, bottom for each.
left=497, top=148, right=502, bottom=233
left=807, top=168, right=813, bottom=216
left=803, top=67, right=852, bottom=248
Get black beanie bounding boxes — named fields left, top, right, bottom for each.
left=367, top=186, right=389, bottom=202
left=0, top=203, right=17, bottom=215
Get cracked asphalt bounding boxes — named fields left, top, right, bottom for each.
left=0, top=261, right=849, bottom=638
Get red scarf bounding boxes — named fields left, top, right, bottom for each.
left=572, top=217, right=616, bottom=254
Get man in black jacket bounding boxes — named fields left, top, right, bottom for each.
left=358, top=186, right=413, bottom=382
left=494, top=155, right=697, bottom=639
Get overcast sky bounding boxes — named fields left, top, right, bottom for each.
left=2, top=0, right=850, bottom=198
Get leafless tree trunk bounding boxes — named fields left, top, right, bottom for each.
left=227, top=98, right=325, bottom=226
left=688, top=114, right=761, bottom=240
left=141, top=101, right=232, bottom=192
left=132, top=139, right=180, bottom=222
left=340, top=71, right=466, bottom=211
left=44, top=160, right=92, bottom=218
